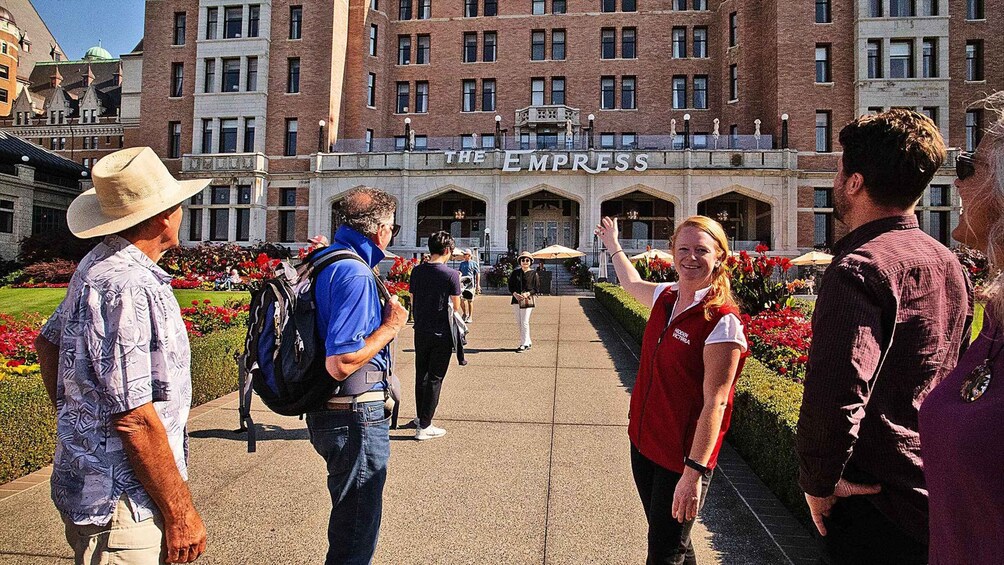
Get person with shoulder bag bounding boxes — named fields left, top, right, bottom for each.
left=508, top=251, right=540, bottom=352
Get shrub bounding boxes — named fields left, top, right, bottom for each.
left=15, top=259, right=78, bottom=286
left=563, top=257, right=594, bottom=289
left=189, top=327, right=245, bottom=406
left=180, top=300, right=250, bottom=337
left=726, top=245, right=795, bottom=315
left=485, top=251, right=518, bottom=288
left=594, top=283, right=649, bottom=343
left=18, top=232, right=98, bottom=264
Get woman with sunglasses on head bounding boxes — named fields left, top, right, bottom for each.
left=920, top=93, right=1004, bottom=565
left=509, top=251, right=540, bottom=352
left=596, top=215, right=747, bottom=564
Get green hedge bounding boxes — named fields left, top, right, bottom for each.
left=594, top=282, right=807, bottom=520
left=0, top=328, right=246, bottom=485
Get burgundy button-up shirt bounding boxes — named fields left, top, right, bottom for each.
left=796, top=215, right=972, bottom=543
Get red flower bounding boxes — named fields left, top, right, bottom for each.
left=755, top=243, right=770, bottom=254
left=203, top=299, right=212, bottom=304
left=191, top=300, right=199, bottom=306
left=778, top=366, right=788, bottom=375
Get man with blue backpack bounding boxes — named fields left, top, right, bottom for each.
left=308, top=187, right=407, bottom=564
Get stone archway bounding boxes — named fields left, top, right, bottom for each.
left=415, top=190, right=488, bottom=250
left=506, top=189, right=580, bottom=252
left=697, top=191, right=773, bottom=250
left=600, top=190, right=676, bottom=251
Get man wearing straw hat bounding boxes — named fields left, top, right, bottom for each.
left=35, top=147, right=210, bottom=564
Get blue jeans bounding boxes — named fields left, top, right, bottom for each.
left=306, top=400, right=390, bottom=565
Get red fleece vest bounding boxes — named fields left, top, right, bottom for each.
left=628, top=287, right=746, bottom=473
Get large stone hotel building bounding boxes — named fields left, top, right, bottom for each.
left=116, top=0, right=1001, bottom=259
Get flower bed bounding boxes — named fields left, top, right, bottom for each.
left=741, top=307, right=811, bottom=383
left=160, top=242, right=290, bottom=291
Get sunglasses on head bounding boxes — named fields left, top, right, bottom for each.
left=957, top=152, right=977, bottom=181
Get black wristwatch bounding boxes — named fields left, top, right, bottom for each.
left=684, top=457, right=712, bottom=478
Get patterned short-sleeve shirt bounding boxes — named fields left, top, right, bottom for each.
left=40, top=235, right=192, bottom=526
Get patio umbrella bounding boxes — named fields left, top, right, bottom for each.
left=530, top=244, right=585, bottom=259
left=789, top=251, right=834, bottom=266
left=630, top=249, right=673, bottom=262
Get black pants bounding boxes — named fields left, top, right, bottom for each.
left=414, top=330, right=453, bottom=429
left=820, top=495, right=928, bottom=565
left=631, top=444, right=712, bottom=565
left=454, top=324, right=466, bottom=364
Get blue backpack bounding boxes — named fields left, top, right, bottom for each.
left=237, top=247, right=396, bottom=452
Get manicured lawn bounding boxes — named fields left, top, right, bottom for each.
left=0, top=288, right=249, bottom=318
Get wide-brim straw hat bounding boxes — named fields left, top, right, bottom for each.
left=67, top=147, right=211, bottom=238
left=517, top=251, right=534, bottom=261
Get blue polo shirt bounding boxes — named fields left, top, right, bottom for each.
left=313, top=226, right=390, bottom=379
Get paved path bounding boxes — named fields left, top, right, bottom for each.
left=0, top=296, right=815, bottom=564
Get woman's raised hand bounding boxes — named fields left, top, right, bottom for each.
left=594, top=216, right=620, bottom=250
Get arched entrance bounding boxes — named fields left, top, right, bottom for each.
left=507, top=190, right=580, bottom=252
left=600, top=191, right=675, bottom=251
left=415, top=190, right=488, bottom=250
left=697, top=192, right=773, bottom=250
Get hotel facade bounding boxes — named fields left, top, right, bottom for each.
left=125, top=0, right=1002, bottom=260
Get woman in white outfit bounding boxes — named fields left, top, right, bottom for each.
left=508, top=251, right=540, bottom=352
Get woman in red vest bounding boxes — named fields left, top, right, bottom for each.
left=596, top=215, right=747, bottom=564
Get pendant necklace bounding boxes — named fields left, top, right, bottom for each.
left=960, top=322, right=1001, bottom=403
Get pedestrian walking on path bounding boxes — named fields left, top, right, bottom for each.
left=458, top=248, right=480, bottom=323
left=796, top=109, right=971, bottom=565
left=596, top=214, right=748, bottom=564
left=35, top=147, right=211, bottom=564
left=410, top=231, right=463, bottom=440
left=309, top=187, right=409, bottom=564
left=920, top=92, right=1004, bottom=565
left=509, top=251, right=540, bottom=352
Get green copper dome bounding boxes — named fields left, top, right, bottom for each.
left=83, top=45, right=112, bottom=60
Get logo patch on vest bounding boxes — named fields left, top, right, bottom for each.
left=673, top=328, right=691, bottom=345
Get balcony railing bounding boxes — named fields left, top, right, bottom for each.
left=514, top=105, right=581, bottom=128
left=330, top=134, right=776, bottom=153
left=182, top=153, right=269, bottom=174
left=419, top=237, right=483, bottom=249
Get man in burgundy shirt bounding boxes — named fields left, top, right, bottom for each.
left=796, top=110, right=972, bottom=564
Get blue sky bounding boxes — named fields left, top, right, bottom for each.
left=31, top=0, right=145, bottom=60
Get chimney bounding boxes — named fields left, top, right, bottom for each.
left=50, top=66, right=62, bottom=88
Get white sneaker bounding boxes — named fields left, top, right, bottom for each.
left=415, top=425, right=447, bottom=441
left=467, top=316, right=473, bottom=323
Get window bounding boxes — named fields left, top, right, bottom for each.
left=622, top=28, right=636, bottom=59
left=532, top=0, right=545, bottom=15
left=484, top=31, right=497, bottom=62
left=223, top=58, right=240, bottom=92
left=867, top=40, right=882, bottom=78
left=673, top=0, right=685, bottom=9
left=890, top=41, right=913, bottom=78
left=206, top=7, right=218, bottom=39
left=244, top=117, right=256, bottom=151
left=418, top=0, right=431, bottom=19
left=248, top=5, right=260, bottom=37
left=966, top=41, right=984, bottom=81
left=553, top=30, right=566, bottom=60
left=220, top=118, right=238, bottom=153
left=279, top=211, right=296, bottom=243
left=601, top=0, right=615, bottom=12
left=486, top=0, right=497, bottom=16
left=922, top=38, right=937, bottom=78
left=968, top=0, right=984, bottom=19
left=482, top=79, right=496, bottom=110
left=204, top=59, right=216, bottom=93
left=928, top=210, right=950, bottom=245
left=729, top=65, right=738, bottom=100
left=672, top=76, right=686, bottom=109
left=551, top=77, right=564, bottom=105
left=31, top=206, right=67, bottom=235
left=601, top=28, right=616, bottom=59
left=246, top=57, right=258, bottom=90
left=930, top=184, right=950, bottom=207
left=622, top=76, right=636, bottom=109
left=465, top=0, right=477, bottom=17
left=600, top=76, right=615, bottom=109
left=236, top=208, right=250, bottom=242
left=693, top=28, right=707, bottom=58
left=224, top=6, right=242, bottom=38
left=890, top=0, right=915, bottom=17
left=462, top=134, right=476, bottom=149
left=481, top=134, right=496, bottom=149
left=531, top=78, right=545, bottom=105
left=532, top=30, right=546, bottom=60
left=729, top=13, right=738, bottom=47
left=171, top=63, right=184, bottom=97
left=370, top=25, right=378, bottom=56
left=692, top=0, right=706, bottom=8
left=168, top=122, right=182, bottom=158
left=0, top=65, right=7, bottom=79
left=815, top=111, right=831, bottom=152
left=397, top=81, right=410, bottom=113
left=920, top=106, right=938, bottom=126
left=463, top=79, right=476, bottom=111
left=398, top=35, right=412, bottom=64
left=0, top=200, right=13, bottom=234
left=281, top=188, right=297, bottom=207
left=83, top=135, right=92, bottom=150
left=693, top=76, right=708, bottom=109
left=201, top=119, right=213, bottom=153
left=289, top=6, right=302, bottom=39
left=399, top=0, right=412, bottom=20
left=815, top=45, right=831, bottom=83
left=367, top=73, right=376, bottom=106
left=417, top=35, right=431, bottom=63
left=966, top=110, right=982, bottom=151
left=672, top=28, right=686, bottom=58
left=174, top=12, right=186, bottom=45
left=816, top=0, right=830, bottom=22
left=814, top=211, right=833, bottom=248
left=365, top=130, right=373, bottom=152
left=868, top=0, right=882, bottom=16
left=621, top=133, right=636, bottom=148
left=284, top=118, right=298, bottom=156
left=287, top=58, right=300, bottom=93
left=416, top=81, right=429, bottom=112
left=464, top=32, right=478, bottom=62
left=210, top=205, right=228, bottom=241
left=919, top=0, right=937, bottom=16
left=553, top=0, right=566, bottom=13
left=600, top=133, right=615, bottom=149
left=624, top=0, right=637, bottom=10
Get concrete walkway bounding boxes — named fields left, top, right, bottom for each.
left=0, top=296, right=815, bottom=564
